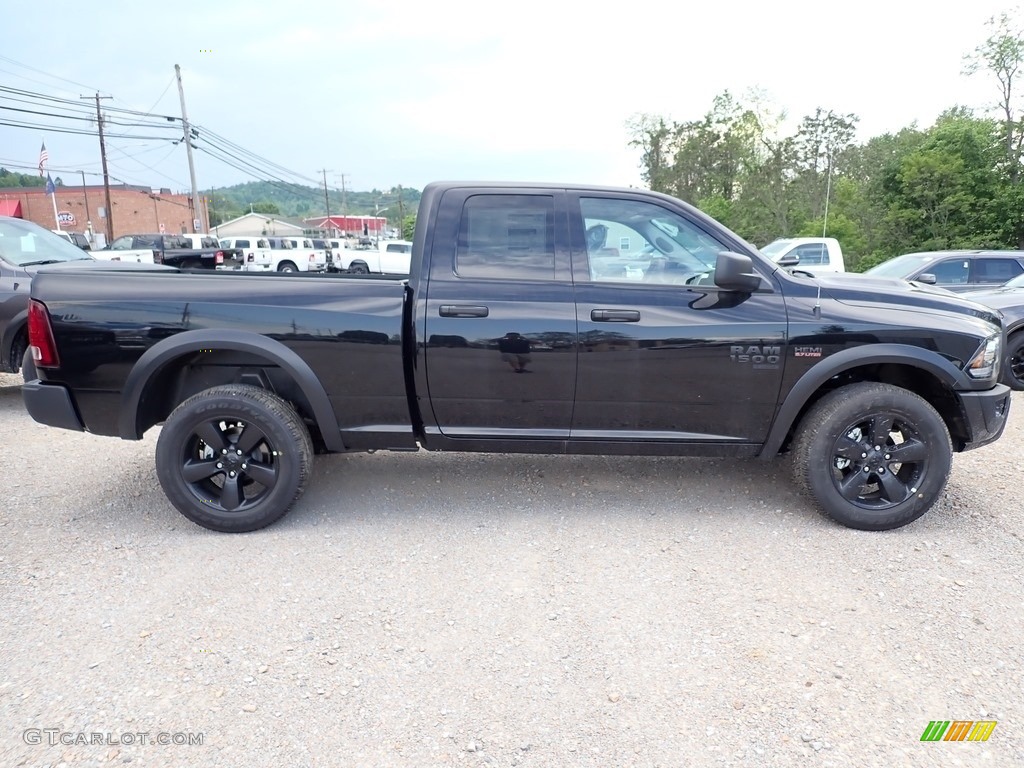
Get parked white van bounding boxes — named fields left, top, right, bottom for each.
left=219, top=237, right=273, bottom=271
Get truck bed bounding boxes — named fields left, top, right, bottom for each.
left=30, top=267, right=412, bottom=447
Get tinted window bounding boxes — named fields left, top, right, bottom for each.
left=792, top=243, right=829, bottom=265
left=455, top=195, right=555, bottom=280
left=975, top=257, right=1023, bottom=283
left=236, top=239, right=250, bottom=248
left=579, top=196, right=725, bottom=283
left=927, top=259, right=969, bottom=284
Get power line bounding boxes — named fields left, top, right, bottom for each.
left=0, top=54, right=104, bottom=93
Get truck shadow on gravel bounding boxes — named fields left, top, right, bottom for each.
left=290, top=451, right=825, bottom=531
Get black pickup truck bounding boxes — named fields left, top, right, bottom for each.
left=21, top=182, right=1013, bottom=533
left=97, top=233, right=243, bottom=269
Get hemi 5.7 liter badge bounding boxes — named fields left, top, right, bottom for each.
left=794, top=346, right=823, bottom=357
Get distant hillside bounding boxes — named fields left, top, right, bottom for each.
left=204, top=181, right=421, bottom=226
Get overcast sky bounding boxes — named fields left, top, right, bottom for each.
left=1, top=0, right=1019, bottom=199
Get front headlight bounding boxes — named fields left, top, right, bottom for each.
left=965, top=334, right=1000, bottom=379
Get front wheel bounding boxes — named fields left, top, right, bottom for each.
left=1004, top=330, right=1024, bottom=390
left=155, top=384, right=313, bottom=532
left=277, top=261, right=298, bottom=273
left=790, top=382, right=952, bottom=531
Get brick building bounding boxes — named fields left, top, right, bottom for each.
left=0, top=184, right=197, bottom=242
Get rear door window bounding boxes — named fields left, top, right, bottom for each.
left=975, top=257, right=1024, bottom=283
left=455, top=194, right=555, bottom=280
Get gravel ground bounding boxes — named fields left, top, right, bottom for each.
left=1, top=371, right=1022, bottom=768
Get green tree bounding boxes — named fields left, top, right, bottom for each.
left=401, top=214, right=416, bottom=241
left=964, top=9, right=1024, bottom=245
left=251, top=201, right=280, bottom=215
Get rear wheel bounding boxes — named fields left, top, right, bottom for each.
left=277, top=261, right=298, bottom=273
left=155, top=384, right=313, bottom=532
left=180, top=259, right=201, bottom=270
left=791, top=382, right=951, bottom=531
left=7, top=328, right=27, bottom=373
left=348, top=261, right=369, bottom=274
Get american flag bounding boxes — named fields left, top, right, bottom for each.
left=38, top=141, right=48, bottom=176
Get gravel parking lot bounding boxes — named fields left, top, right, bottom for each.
left=1, top=371, right=1022, bottom=767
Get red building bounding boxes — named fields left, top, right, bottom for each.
left=0, top=184, right=195, bottom=243
left=304, top=215, right=388, bottom=237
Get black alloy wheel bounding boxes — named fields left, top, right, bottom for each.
left=791, top=382, right=952, bottom=531
left=156, top=384, right=313, bottom=532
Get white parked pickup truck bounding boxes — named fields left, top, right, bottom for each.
left=335, top=240, right=413, bottom=275
left=760, top=237, right=846, bottom=274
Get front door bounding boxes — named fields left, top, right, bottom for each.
left=569, top=193, right=788, bottom=445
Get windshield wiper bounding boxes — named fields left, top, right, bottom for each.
left=20, top=259, right=64, bottom=266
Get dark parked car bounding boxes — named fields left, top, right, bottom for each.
left=863, top=250, right=1024, bottom=292
left=962, top=273, right=1024, bottom=389
left=1, top=217, right=94, bottom=372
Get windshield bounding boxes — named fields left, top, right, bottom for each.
left=0, top=218, right=93, bottom=267
left=864, top=253, right=939, bottom=279
left=759, top=239, right=793, bottom=259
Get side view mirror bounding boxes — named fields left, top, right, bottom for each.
left=714, top=251, right=762, bottom=292
left=776, top=254, right=800, bottom=268
left=915, top=273, right=937, bottom=285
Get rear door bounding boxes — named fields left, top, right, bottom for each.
left=422, top=189, right=577, bottom=439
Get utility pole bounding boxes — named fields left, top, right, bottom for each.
left=78, top=170, right=91, bottom=238
left=336, top=173, right=349, bottom=214
left=175, top=64, right=203, bottom=233
left=397, top=185, right=404, bottom=237
left=319, top=168, right=332, bottom=233
left=81, top=92, right=113, bottom=243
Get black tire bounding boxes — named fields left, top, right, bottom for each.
left=180, top=259, right=201, bottom=270
left=155, top=384, right=313, bottom=532
left=1004, top=330, right=1024, bottom=390
left=791, top=382, right=952, bottom=531
left=7, top=327, right=27, bottom=373
left=277, top=261, right=298, bottom=273
left=348, top=262, right=369, bottom=275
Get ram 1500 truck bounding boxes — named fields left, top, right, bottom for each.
left=94, top=233, right=244, bottom=270
left=21, top=182, right=1013, bottom=533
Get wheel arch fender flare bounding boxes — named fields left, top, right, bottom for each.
left=1, top=308, right=28, bottom=367
left=118, top=329, right=344, bottom=451
left=759, top=343, right=968, bottom=459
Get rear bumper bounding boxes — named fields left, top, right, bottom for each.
left=22, top=379, right=85, bottom=432
left=958, top=384, right=1012, bottom=451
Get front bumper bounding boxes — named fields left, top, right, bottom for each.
left=957, top=384, right=1012, bottom=451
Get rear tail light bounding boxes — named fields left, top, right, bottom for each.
left=247, top=252, right=254, bottom=263
left=28, top=299, right=60, bottom=368
left=309, top=253, right=316, bottom=262
left=215, top=250, right=224, bottom=264
left=152, top=250, right=163, bottom=264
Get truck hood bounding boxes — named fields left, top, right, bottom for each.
left=810, top=272, right=1002, bottom=327
left=959, top=285, right=1024, bottom=311
left=960, top=285, right=1024, bottom=327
